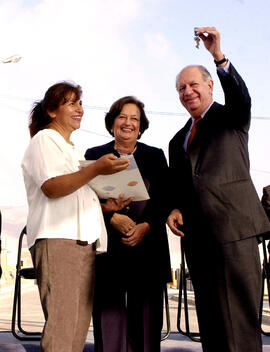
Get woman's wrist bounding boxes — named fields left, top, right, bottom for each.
left=140, top=222, right=150, bottom=233
left=110, top=212, right=119, bottom=225
left=101, top=203, right=114, bottom=214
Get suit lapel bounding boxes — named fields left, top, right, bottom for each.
left=176, top=120, right=192, bottom=161
left=178, top=119, right=192, bottom=149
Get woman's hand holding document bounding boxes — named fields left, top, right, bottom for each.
left=79, top=154, right=150, bottom=201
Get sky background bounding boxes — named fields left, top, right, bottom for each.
left=1, top=0, right=270, bottom=207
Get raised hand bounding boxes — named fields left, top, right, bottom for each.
left=195, top=27, right=224, bottom=61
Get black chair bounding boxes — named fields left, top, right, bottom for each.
left=11, top=226, right=42, bottom=340
left=161, top=284, right=171, bottom=341
left=177, top=240, right=200, bottom=342
left=259, top=238, right=270, bottom=336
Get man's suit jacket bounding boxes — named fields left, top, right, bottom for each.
left=169, top=63, right=270, bottom=244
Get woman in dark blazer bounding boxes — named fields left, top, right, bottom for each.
left=85, top=96, right=171, bottom=352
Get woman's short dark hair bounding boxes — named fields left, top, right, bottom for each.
left=105, top=96, right=149, bottom=139
left=29, top=81, right=82, bottom=137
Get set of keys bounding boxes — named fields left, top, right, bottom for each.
left=194, top=27, right=200, bottom=49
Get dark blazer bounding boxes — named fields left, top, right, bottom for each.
left=169, top=63, right=270, bottom=244
left=85, top=141, right=172, bottom=284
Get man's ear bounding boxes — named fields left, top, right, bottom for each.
left=208, top=79, right=214, bottom=96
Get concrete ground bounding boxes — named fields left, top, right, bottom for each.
left=1, top=283, right=270, bottom=351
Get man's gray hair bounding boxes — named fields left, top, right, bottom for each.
left=175, top=65, right=212, bottom=91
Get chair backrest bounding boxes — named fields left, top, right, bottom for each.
left=17, top=226, right=36, bottom=280
left=16, top=226, right=27, bottom=272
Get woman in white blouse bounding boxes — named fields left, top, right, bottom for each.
left=21, top=81, right=130, bottom=352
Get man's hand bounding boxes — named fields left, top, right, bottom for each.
left=167, top=209, right=184, bottom=237
left=195, top=27, right=224, bottom=62
left=101, top=194, right=134, bottom=214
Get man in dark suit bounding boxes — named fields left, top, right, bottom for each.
left=167, top=27, right=270, bottom=351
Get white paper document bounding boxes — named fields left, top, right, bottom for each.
left=79, top=155, right=150, bottom=201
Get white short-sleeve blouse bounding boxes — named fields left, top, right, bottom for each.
left=21, top=129, right=107, bottom=250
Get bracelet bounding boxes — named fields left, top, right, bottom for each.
left=214, top=56, right=227, bottom=66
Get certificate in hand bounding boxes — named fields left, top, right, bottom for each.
left=79, top=155, right=150, bottom=201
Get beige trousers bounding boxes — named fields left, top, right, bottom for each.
left=30, top=238, right=95, bottom=352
